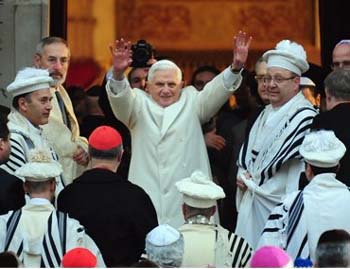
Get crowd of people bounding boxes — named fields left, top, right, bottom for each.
left=0, top=31, right=350, bottom=268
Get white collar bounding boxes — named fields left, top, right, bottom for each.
left=29, top=197, right=51, bottom=205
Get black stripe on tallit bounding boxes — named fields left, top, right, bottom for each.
left=268, top=214, right=283, bottom=220
left=42, top=237, right=55, bottom=268
left=232, top=236, right=244, bottom=268
left=5, top=210, right=22, bottom=251
left=47, top=214, right=61, bottom=266
left=297, top=233, right=309, bottom=258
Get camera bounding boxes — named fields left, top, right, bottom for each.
left=131, top=40, right=154, bottom=68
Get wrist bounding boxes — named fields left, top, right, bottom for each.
left=112, top=69, right=125, bottom=81
left=230, top=64, right=244, bottom=74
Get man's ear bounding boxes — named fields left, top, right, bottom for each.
left=18, top=97, right=28, bottom=112
left=33, top=53, right=41, bottom=68
left=0, top=138, right=4, bottom=151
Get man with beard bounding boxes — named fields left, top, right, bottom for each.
left=34, top=37, right=89, bottom=185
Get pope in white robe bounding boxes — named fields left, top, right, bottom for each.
left=106, top=33, right=252, bottom=227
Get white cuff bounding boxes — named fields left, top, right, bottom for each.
left=223, top=66, right=243, bottom=89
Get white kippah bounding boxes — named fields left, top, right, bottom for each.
left=15, top=147, right=62, bottom=181
left=176, top=170, right=225, bottom=208
left=300, top=130, right=346, bottom=168
left=146, top=224, right=181, bottom=247
left=300, top=77, right=316, bottom=87
left=6, top=67, right=53, bottom=97
left=263, top=40, right=309, bottom=76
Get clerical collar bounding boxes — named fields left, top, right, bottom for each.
left=186, top=214, right=212, bottom=225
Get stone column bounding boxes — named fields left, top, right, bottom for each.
left=0, top=0, right=49, bottom=108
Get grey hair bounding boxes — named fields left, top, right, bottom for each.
left=147, top=60, right=182, bottom=82
left=184, top=204, right=215, bottom=219
left=324, top=69, right=350, bottom=100
left=315, top=242, right=350, bottom=267
left=35, top=36, right=70, bottom=56
left=146, top=234, right=184, bottom=267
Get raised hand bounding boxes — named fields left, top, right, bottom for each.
left=109, top=38, right=133, bottom=80
left=232, top=31, right=252, bottom=70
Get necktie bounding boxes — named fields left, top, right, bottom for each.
left=55, top=91, right=71, bottom=130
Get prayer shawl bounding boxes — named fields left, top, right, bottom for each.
left=42, top=85, right=88, bottom=185
left=0, top=206, right=105, bottom=267
left=235, top=92, right=317, bottom=248
left=0, top=110, right=64, bottom=196
left=258, top=173, right=350, bottom=262
left=179, top=223, right=252, bottom=267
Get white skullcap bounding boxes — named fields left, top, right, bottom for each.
left=146, top=224, right=181, bottom=247
left=300, top=130, right=346, bottom=168
left=145, top=224, right=184, bottom=267
left=6, top=67, right=53, bottom=97
left=15, top=148, right=62, bottom=181
left=176, top=170, right=225, bottom=208
left=300, top=77, right=316, bottom=87
left=263, top=40, right=309, bottom=76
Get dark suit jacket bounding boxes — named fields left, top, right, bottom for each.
left=57, top=168, right=158, bottom=267
left=311, top=103, right=350, bottom=185
left=0, top=168, right=25, bottom=215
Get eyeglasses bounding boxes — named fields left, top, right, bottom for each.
left=331, top=61, right=350, bottom=70
left=263, top=75, right=296, bottom=84
left=254, top=75, right=265, bottom=83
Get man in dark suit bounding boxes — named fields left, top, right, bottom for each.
left=311, top=69, right=350, bottom=185
left=0, top=118, right=25, bottom=215
left=57, top=126, right=158, bottom=267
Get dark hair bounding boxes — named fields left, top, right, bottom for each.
left=24, top=179, right=55, bottom=194
left=88, top=145, right=123, bottom=160
left=309, top=164, right=338, bottom=175
left=316, top=229, right=350, bottom=267
left=190, top=65, right=220, bottom=86
left=324, top=69, right=350, bottom=100
left=0, top=251, right=20, bottom=268
left=0, top=117, right=9, bottom=140
left=12, top=93, right=32, bottom=110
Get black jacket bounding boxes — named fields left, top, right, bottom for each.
left=0, top=168, right=25, bottom=215
left=311, top=103, right=350, bottom=185
left=57, top=168, right=158, bottom=267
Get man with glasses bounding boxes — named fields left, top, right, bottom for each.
left=235, top=40, right=317, bottom=249
left=332, top=40, right=350, bottom=70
